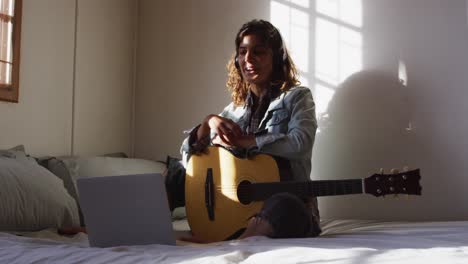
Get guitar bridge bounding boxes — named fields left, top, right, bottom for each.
left=205, top=168, right=215, bottom=221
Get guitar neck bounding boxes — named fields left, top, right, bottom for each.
left=249, top=179, right=364, bottom=201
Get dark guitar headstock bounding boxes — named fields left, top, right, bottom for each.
left=364, top=168, right=422, bottom=197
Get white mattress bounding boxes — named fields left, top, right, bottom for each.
left=1, top=219, right=467, bottom=264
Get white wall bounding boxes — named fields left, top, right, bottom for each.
left=313, top=0, right=468, bottom=221
left=0, top=0, right=75, bottom=156
left=73, top=0, right=136, bottom=156
left=0, top=0, right=136, bottom=157
left=134, top=0, right=270, bottom=160
left=136, top=0, right=468, bottom=221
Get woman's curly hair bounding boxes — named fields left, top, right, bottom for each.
left=226, top=19, right=301, bottom=106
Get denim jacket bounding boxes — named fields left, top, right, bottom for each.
left=181, top=86, right=317, bottom=182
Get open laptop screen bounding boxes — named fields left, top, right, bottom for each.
left=77, top=173, right=175, bottom=247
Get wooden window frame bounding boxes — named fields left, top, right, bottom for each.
left=0, top=0, right=22, bottom=103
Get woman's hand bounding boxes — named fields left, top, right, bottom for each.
left=197, top=115, right=242, bottom=145
left=212, top=134, right=257, bottom=149
left=197, top=115, right=256, bottom=149
left=206, top=115, right=242, bottom=143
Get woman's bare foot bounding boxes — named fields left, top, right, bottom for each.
left=238, top=216, right=273, bottom=239
left=58, top=226, right=87, bottom=235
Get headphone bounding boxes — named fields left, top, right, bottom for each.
left=234, top=20, right=288, bottom=71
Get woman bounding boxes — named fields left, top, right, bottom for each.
left=178, top=19, right=321, bottom=239
left=60, top=19, right=320, bottom=240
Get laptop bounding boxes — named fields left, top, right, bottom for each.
left=77, top=173, right=176, bottom=247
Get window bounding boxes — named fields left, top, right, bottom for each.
left=0, top=0, right=22, bottom=103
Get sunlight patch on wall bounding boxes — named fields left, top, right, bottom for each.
left=316, top=0, right=362, bottom=27
left=315, top=83, right=335, bottom=114
left=316, top=19, right=362, bottom=86
left=315, top=0, right=362, bottom=116
left=271, top=0, right=310, bottom=73
left=290, top=0, right=310, bottom=8
left=398, top=59, right=408, bottom=86
left=271, top=0, right=363, bottom=117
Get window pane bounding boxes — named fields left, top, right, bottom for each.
left=0, top=0, right=19, bottom=102
left=0, top=0, right=15, bottom=17
left=0, top=0, right=14, bottom=87
left=0, top=19, right=13, bottom=63
left=0, top=61, right=11, bottom=84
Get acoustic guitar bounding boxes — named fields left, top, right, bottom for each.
left=185, top=146, right=422, bottom=242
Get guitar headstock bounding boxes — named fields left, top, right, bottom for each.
left=364, top=168, right=422, bottom=197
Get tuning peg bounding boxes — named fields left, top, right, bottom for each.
left=379, top=168, right=384, bottom=174
left=402, top=166, right=410, bottom=172
left=390, top=168, right=399, bottom=174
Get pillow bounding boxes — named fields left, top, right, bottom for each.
left=0, top=156, right=80, bottom=231
left=101, top=152, right=128, bottom=158
left=0, top=145, right=26, bottom=153
left=48, top=156, right=167, bottom=204
left=0, top=145, right=34, bottom=163
left=47, top=158, right=80, bottom=207
left=0, top=144, right=25, bottom=154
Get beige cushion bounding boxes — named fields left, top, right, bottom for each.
left=49, top=156, right=167, bottom=202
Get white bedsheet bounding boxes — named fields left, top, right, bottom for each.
left=1, top=219, right=467, bottom=264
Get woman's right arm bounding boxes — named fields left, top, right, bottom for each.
left=180, top=109, right=242, bottom=163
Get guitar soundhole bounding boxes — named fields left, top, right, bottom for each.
left=237, top=180, right=252, bottom=205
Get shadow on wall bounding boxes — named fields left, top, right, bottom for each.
left=312, top=70, right=425, bottom=220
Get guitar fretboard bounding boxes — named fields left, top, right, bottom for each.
left=248, top=179, right=364, bottom=201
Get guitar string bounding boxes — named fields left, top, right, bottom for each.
left=214, top=182, right=361, bottom=189
left=206, top=182, right=414, bottom=200
left=214, top=183, right=360, bottom=190
left=214, top=183, right=363, bottom=197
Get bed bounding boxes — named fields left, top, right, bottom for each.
left=1, top=219, right=468, bottom=263
left=1, top=146, right=467, bottom=263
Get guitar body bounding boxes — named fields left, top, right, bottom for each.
left=185, top=146, right=280, bottom=242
